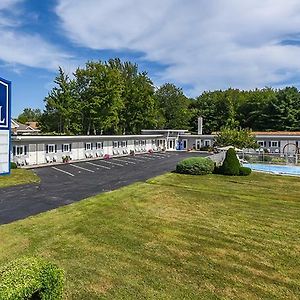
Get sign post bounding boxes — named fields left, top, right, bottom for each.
left=0, top=77, right=11, bottom=175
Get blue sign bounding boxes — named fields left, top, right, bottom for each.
left=0, top=77, right=11, bottom=175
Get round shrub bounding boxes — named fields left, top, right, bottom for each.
left=219, top=148, right=241, bottom=176
left=10, top=162, right=17, bottom=169
left=239, top=166, right=252, bottom=176
left=176, top=157, right=214, bottom=175
left=0, top=257, right=64, bottom=300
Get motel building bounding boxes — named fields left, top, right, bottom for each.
left=11, top=126, right=300, bottom=168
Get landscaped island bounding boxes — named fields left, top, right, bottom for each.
left=0, top=169, right=39, bottom=188
left=0, top=172, right=299, bottom=299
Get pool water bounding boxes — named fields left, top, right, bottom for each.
left=244, top=163, right=300, bottom=176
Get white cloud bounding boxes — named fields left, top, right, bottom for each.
left=56, top=0, right=300, bottom=95
left=0, top=0, right=78, bottom=72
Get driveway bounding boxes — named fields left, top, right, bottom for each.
left=0, top=152, right=208, bottom=224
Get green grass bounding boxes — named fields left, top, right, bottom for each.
left=0, top=172, right=300, bottom=299
left=0, top=169, right=40, bottom=188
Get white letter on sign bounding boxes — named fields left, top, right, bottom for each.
left=0, top=106, right=5, bottom=124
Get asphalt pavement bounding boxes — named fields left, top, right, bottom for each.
left=0, top=152, right=208, bottom=225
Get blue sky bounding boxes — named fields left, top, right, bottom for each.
left=1, top=0, right=300, bottom=117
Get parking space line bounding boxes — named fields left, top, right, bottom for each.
left=123, top=157, right=144, bottom=162
left=113, top=158, right=136, bottom=164
left=123, top=157, right=146, bottom=162
left=70, top=164, right=95, bottom=173
left=154, top=153, right=171, bottom=157
left=86, top=162, right=111, bottom=170
left=148, top=154, right=164, bottom=159
left=138, top=155, right=156, bottom=160
left=52, top=167, right=75, bottom=177
left=102, top=160, right=124, bottom=167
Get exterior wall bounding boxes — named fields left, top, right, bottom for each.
left=11, top=132, right=300, bottom=167
left=255, top=137, right=300, bottom=154
left=179, top=135, right=215, bottom=150
left=11, top=135, right=163, bottom=167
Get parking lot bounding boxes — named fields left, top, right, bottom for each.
left=0, top=152, right=208, bottom=224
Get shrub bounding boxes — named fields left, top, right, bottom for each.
left=176, top=157, right=214, bottom=175
left=258, top=154, right=272, bottom=162
left=239, top=166, right=252, bottom=176
left=10, top=162, right=17, bottom=169
left=219, top=148, right=241, bottom=176
left=0, top=257, right=64, bottom=300
left=199, top=146, right=214, bottom=152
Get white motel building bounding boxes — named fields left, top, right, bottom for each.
left=10, top=116, right=300, bottom=167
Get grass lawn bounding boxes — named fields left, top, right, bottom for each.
left=0, top=169, right=40, bottom=188
left=0, top=172, right=300, bottom=299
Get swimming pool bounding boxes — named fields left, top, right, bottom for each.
left=244, top=163, right=300, bottom=176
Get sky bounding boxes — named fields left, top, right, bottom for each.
left=1, top=0, right=300, bottom=117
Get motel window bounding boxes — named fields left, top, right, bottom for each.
left=141, top=140, right=146, bottom=146
left=271, top=141, right=279, bottom=147
left=134, top=140, right=139, bottom=146
left=113, top=141, right=118, bottom=148
left=204, top=140, right=211, bottom=147
left=13, top=145, right=27, bottom=156
left=85, top=143, right=92, bottom=151
left=121, top=141, right=127, bottom=147
left=152, top=139, right=156, bottom=145
left=96, top=142, right=103, bottom=149
left=62, top=144, right=71, bottom=152
left=46, top=144, right=56, bottom=154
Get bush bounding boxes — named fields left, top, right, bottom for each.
left=219, top=148, right=241, bottom=176
left=199, top=146, right=214, bottom=152
left=176, top=157, right=214, bottom=175
left=10, top=162, right=17, bottom=169
left=258, top=154, right=273, bottom=162
left=0, top=257, right=64, bottom=300
left=239, top=166, right=252, bottom=176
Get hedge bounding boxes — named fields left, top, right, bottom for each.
left=0, top=257, right=64, bottom=300
left=176, top=157, right=215, bottom=175
left=239, top=166, right=252, bottom=176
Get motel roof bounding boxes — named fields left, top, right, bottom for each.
left=12, top=134, right=164, bottom=142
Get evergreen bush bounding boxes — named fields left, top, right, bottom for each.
left=239, top=166, right=252, bottom=176
left=0, top=257, right=64, bottom=300
left=10, top=162, right=17, bottom=169
left=219, top=148, right=241, bottom=176
left=176, top=157, right=214, bottom=175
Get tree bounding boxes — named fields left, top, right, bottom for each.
left=17, top=108, right=42, bottom=124
left=40, top=67, right=77, bottom=134
left=155, top=83, right=191, bottom=129
left=215, top=127, right=258, bottom=149
left=74, top=61, right=124, bottom=135
left=192, top=89, right=243, bottom=133
left=107, top=59, right=159, bottom=134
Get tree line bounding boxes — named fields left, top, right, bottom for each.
left=17, top=58, right=300, bottom=134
